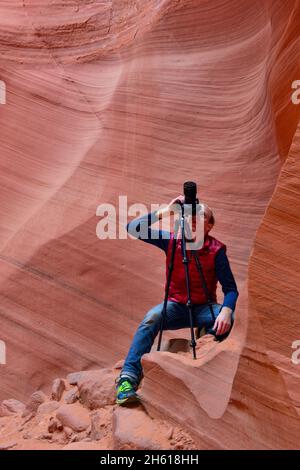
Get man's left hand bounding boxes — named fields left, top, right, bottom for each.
left=213, top=307, right=232, bottom=336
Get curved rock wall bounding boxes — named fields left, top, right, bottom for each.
left=0, top=0, right=299, bottom=448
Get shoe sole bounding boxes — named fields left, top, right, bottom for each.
left=116, top=393, right=140, bottom=406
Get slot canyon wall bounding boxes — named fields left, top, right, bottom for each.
left=0, top=0, right=299, bottom=449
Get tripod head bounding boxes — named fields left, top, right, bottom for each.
left=173, top=182, right=200, bottom=216
left=183, top=180, right=197, bottom=203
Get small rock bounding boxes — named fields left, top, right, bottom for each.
left=63, top=426, right=73, bottom=439
left=38, top=433, right=52, bottom=441
left=56, top=404, right=90, bottom=433
left=51, top=432, right=69, bottom=446
left=0, top=399, right=25, bottom=417
left=70, top=430, right=90, bottom=443
left=113, top=407, right=170, bottom=450
left=0, top=441, right=17, bottom=450
left=165, top=426, right=174, bottom=440
left=48, top=417, right=63, bottom=433
left=66, top=372, right=82, bottom=386
left=90, top=410, right=105, bottom=441
left=174, top=443, right=184, bottom=450
left=113, top=359, right=124, bottom=370
left=64, top=388, right=78, bottom=405
left=22, top=391, right=47, bottom=417
left=78, top=369, right=117, bottom=410
left=38, top=401, right=60, bottom=415
left=51, top=379, right=65, bottom=401
left=48, top=419, right=57, bottom=434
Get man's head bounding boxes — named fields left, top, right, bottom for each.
left=186, top=204, right=215, bottom=246
left=202, top=203, right=215, bottom=235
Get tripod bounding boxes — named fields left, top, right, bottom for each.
left=157, top=203, right=217, bottom=359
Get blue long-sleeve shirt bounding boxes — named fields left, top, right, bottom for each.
left=126, top=211, right=239, bottom=311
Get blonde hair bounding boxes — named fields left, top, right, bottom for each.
left=203, top=204, right=215, bottom=225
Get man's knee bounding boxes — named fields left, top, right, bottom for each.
left=143, top=305, right=162, bottom=327
left=200, top=303, right=221, bottom=329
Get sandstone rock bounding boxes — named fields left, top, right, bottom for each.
left=69, top=430, right=91, bottom=443
left=38, top=433, right=52, bottom=441
left=174, top=443, right=184, bottom=450
left=22, top=414, right=34, bottom=424
left=0, top=399, right=25, bottom=417
left=160, top=338, right=190, bottom=353
left=90, top=413, right=103, bottom=441
left=66, top=372, right=82, bottom=386
left=56, top=404, right=90, bottom=433
left=37, top=401, right=60, bottom=415
left=0, top=0, right=299, bottom=452
left=62, top=441, right=107, bottom=450
left=78, top=369, right=116, bottom=410
left=165, top=426, right=174, bottom=440
left=113, top=407, right=170, bottom=450
left=51, top=378, right=65, bottom=401
left=22, top=391, right=47, bottom=418
left=48, top=419, right=57, bottom=434
left=0, top=403, right=12, bottom=418
left=90, top=409, right=110, bottom=441
left=48, top=417, right=63, bottom=433
left=64, top=388, right=78, bottom=405
left=66, top=371, right=101, bottom=386
left=0, top=441, right=17, bottom=450
left=113, top=360, right=124, bottom=370
left=63, top=427, right=74, bottom=439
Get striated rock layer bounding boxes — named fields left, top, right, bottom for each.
left=0, top=0, right=299, bottom=449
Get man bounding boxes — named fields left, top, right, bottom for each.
left=116, top=195, right=239, bottom=405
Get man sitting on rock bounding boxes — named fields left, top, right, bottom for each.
left=116, top=195, right=239, bottom=405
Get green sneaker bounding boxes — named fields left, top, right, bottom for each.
left=116, top=377, right=139, bottom=405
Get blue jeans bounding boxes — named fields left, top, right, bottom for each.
left=121, top=301, right=231, bottom=386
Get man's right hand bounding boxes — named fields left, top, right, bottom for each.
left=156, top=195, right=184, bottom=219
left=168, top=195, right=185, bottom=209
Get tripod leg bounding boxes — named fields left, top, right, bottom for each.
left=180, top=208, right=197, bottom=359
left=157, top=219, right=180, bottom=351
left=193, top=251, right=217, bottom=338
left=186, top=301, right=197, bottom=359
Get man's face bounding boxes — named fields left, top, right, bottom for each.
left=203, top=212, right=214, bottom=235
left=192, top=212, right=212, bottom=234
left=184, top=211, right=213, bottom=248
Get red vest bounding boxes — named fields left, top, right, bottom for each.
left=166, top=233, right=225, bottom=304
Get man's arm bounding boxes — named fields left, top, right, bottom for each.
left=213, top=247, right=239, bottom=335
left=126, top=211, right=170, bottom=254
left=126, top=195, right=184, bottom=254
